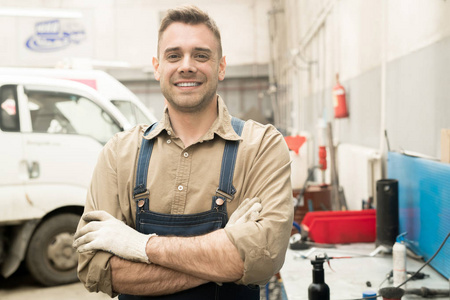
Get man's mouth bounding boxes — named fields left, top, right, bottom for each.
left=175, top=82, right=201, bottom=87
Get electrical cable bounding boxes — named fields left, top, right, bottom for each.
left=395, top=232, right=449, bottom=289
left=384, top=130, right=390, bottom=152
left=336, top=231, right=449, bottom=300
left=377, top=272, right=390, bottom=290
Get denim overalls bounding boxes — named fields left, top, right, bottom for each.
left=118, top=118, right=260, bottom=300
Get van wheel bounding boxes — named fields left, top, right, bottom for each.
left=26, top=213, right=81, bottom=286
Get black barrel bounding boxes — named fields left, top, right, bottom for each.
left=376, top=179, right=399, bottom=247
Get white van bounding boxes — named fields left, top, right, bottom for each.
left=0, top=74, right=156, bottom=286
left=0, top=67, right=157, bottom=127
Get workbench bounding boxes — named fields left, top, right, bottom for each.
left=280, top=243, right=449, bottom=300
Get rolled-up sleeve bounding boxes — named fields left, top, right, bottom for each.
left=224, top=126, right=293, bottom=285
left=76, top=135, right=121, bottom=297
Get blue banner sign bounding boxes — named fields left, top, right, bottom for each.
left=26, top=19, right=86, bottom=52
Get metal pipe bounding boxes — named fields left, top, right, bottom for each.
left=379, top=0, right=388, bottom=179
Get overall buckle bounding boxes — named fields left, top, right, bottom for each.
left=215, top=188, right=234, bottom=202
left=133, top=189, right=150, bottom=200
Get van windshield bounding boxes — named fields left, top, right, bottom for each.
left=111, top=100, right=152, bottom=125
left=26, top=90, right=121, bottom=144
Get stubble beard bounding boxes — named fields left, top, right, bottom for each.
left=162, top=81, right=219, bottom=114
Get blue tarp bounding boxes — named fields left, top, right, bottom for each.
left=388, top=152, right=449, bottom=279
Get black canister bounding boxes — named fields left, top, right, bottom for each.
left=308, top=256, right=330, bottom=300
left=376, top=179, right=399, bottom=247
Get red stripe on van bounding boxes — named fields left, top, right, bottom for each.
left=66, top=79, right=97, bottom=90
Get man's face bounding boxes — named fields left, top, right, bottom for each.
left=152, top=22, right=226, bottom=114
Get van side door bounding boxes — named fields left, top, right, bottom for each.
left=0, top=85, right=27, bottom=223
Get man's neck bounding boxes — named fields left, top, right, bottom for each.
left=167, top=99, right=218, bottom=148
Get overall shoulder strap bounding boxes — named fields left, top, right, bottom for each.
left=215, top=117, right=245, bottom=201
left=133, top=122, right=158, bottom=198
left=231, top=117, right=245, bottom=136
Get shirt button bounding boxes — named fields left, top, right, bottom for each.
left=178, top=185, right=183, bottom=191
left=167, top=139, right=171, bottom=144
left=167, top=130, right=172, bottom=135
left=183, top=152, right=189, bottom=158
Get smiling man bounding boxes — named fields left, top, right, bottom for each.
left=73, top=5, right=293, bottom=299
left=156, top=22, right=224, bottom=114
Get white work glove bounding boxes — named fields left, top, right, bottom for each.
left=72, top=210, right=156, bottom=264
left=226, top=197, right=262, bottom=228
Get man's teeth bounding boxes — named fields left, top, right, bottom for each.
left=176, top=82, right=200, bottom=87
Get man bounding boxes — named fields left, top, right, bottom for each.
left=73, top=5, right=293, bottom=299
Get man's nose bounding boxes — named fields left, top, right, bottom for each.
left=178, top=57, right=197, bottom=74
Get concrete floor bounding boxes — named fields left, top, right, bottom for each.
left=0, top=266, right=109, bottom=300
left=0, top=266, right=282, bottom=299
left=280, top=243, right=449, bottom=300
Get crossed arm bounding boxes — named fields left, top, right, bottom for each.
left=109, top=229, right=241, bottom=295
left=110, top=256, right=206, bottom=296
left=73, top=199, right=261, bottom=296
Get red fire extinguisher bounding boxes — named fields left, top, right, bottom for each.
left=333, top=73, right=349, bottom=118
left=318, top=146, right=327, bottom=171
left=318, top=145, right=327, bottom=185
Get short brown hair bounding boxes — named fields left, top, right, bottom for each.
left=158, top=5, right=222, bottom=58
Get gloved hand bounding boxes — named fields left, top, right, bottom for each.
left=226, top=197, right=262, bottom=228
left=72, top=210, right=156, bottom=264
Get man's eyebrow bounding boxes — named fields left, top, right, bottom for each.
left=163, top=47, right=181, bottom=54
left=193, top=47, right=212, bottom=53
left=163, top=47, right=213, bottom=54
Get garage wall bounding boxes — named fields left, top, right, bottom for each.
left=269, top=0, right=450, bottom=159
left=0, top=0, right=272, bottom=124
left=0, top=0, right=270, bottom=69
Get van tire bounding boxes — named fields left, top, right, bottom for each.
left=26, top=213, right=81, bottom=286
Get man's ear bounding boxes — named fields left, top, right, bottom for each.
left=152, top=57, right=160, bottom=81
left=218, top=56, right=226, bottom=81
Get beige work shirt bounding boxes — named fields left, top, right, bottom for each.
left=77, top=96, right=293, bottom=296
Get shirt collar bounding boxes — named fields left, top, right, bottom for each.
left=142, top=95, right=242, bottom=142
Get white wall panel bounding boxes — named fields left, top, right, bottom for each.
left=0, top=0, right=271, bottom=69
left=339, top=0, right=381, bottom=81
left=0, top=16, right=18, bottom=65
left=387, top=0, right=450, bottom=61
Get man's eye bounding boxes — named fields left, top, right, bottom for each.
left=167, top=54, right=180, bottom=60
left=196, top=54, right=209, bottom=60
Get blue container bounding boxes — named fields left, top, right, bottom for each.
left=362, top=291, right=377, bottom=299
